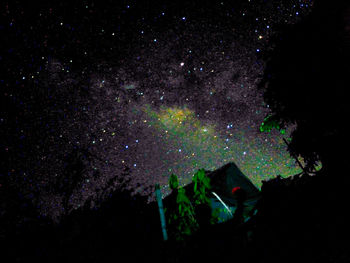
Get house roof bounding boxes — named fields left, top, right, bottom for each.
left=163, top=162, right=261, bottom=208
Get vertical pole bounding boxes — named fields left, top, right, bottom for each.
left=155, top=184, right=168, bottom=241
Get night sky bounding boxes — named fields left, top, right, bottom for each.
left=1, top=0, right=314, bottom=221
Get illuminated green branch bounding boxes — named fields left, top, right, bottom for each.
left=260, top=114, right=285, bottom=134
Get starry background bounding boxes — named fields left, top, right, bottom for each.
left=1, top=0, right=313, bottom=221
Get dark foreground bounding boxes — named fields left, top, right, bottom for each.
left=1, top=169, right=349, bottom=263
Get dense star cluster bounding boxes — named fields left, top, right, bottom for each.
left=1, top=0, right=313, bottom=221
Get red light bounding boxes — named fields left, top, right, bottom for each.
left=232, top=186, right=241, bottom=195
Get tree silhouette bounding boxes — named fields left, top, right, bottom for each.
left=258, top=0, right=350, bottom=176
left=53, top=148, right=91, bottom=214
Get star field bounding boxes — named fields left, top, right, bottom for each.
left=1, top=0, right=314, bottom=220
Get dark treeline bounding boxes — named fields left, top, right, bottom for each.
left=258, top=0, right=350, bottom=177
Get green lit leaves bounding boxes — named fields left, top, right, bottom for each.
left=165, top=170, right=218, bottom=241
left=166, top=173, right=199, bottom=241
left=260, top=114, right=285, bottom=134
left=192, top=168, right=219, bottom=225
left=193, top=168, right=210, bottom=190
left=177, top=188, right=193, bottom=216
left=192, top=168, right=211, bottom=206
left=169, top=173, right=179, bottom=190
